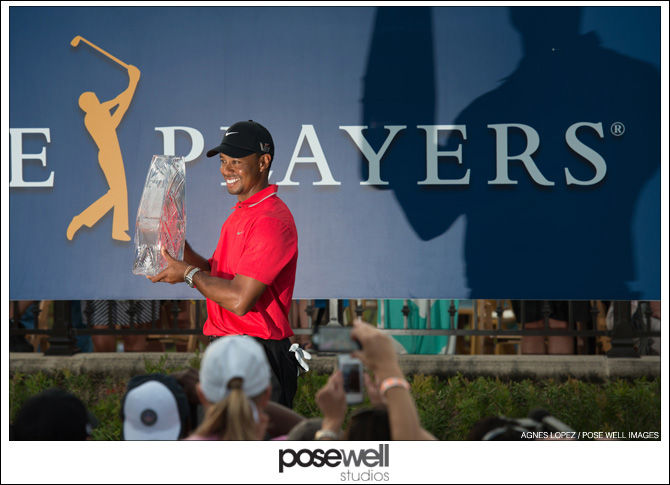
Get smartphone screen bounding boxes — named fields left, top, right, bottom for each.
left=312, top=326, right=360, bottom=352
left=341, top=362, right=362, bottom=393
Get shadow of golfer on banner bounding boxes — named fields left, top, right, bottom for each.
left=361, top=6, right=660, bottom=299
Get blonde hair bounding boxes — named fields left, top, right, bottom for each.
left=193, top=378, right=259, bottom=440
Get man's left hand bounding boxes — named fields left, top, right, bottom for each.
left=147, top=248, right=189, bottom=284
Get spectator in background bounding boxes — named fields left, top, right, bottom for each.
left=606, top=300, right=661, bottom=355
left=11, top=389, right=97, bottom=440
left=314, top=319, right=436, bottom=440
left=186, top=335, right=273, bottom=440
left=120, top=373, right=191, bottom=440
left=9, top=300, right=36, bottom=352
left=171, top=363, right=304, bottom=440
left=344, top=407, right=392, bottom=441
left=289, top=299, right=312, bottom=348
left=286, top=418, right=323, bottom=441
left=71, top=301, right=93, bottom=353
left=170, top=367, right=203, bottom=433
left=469, top=409, right=577, bottom=441
left=10, top=301, right=93, bottom=353
left=82, top=300, right=163, bottom=352
left=649, top=301, right=661, bottom=355
left=468, top=416, right=529, bottom=440
left=512, top=301, right=592, bottom=355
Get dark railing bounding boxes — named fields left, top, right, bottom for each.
left=9, top=299, right=660, bottom=358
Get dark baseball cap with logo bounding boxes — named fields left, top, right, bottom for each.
left=206, top=120, right=274, bottom=160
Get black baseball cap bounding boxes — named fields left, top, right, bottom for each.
left=206, top=120, right=274, bottom=159
left=11, top=388, right=98, bottom=440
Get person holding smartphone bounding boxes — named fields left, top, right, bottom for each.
left=314, top=319, right=436, bottom=440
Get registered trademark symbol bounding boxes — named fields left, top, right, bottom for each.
left=611, top=122, right=625, bottom=136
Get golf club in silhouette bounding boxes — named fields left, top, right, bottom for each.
left=70, top=36, right=130, bottom=68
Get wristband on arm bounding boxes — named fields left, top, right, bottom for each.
left=380, top=377, right=410, bottom=402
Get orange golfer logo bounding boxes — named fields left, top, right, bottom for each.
left=67, top=36, right=140, bottom=242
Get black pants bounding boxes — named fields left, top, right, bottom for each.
left=209, top=336, right=298, bottom=409
left=253, top=337, right=298, bottom=409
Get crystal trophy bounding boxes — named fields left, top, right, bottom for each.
left=133, top=155, right=186, bottom=276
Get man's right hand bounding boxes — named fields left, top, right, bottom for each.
left=147, top=247, right=189, bottom=285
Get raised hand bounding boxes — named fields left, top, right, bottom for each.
left=315, top=370, right=347, bottom=433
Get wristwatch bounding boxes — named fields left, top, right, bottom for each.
left=184, top=267, right=201, bottom=288
left=314, top=429, right=340, bottom=440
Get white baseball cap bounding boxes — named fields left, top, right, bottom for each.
left=199, top=335, right=271, bottom=403
left=121, top=374, right=189, bottom=440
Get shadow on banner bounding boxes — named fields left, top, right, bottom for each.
left=362, top=6, right=660, bottom=300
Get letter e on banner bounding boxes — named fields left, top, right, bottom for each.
left=10, top=128, right=54, bottom=187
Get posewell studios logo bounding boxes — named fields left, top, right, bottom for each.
left=279, top=444, right=391, bottom=481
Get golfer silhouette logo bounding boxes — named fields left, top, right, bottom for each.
left=66, top=36, right=140, bottom=242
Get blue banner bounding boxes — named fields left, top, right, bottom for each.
left=8, top=6, right=662, bottom=300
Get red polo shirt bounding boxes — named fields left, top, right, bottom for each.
left=203, top=185, right=298, bottom=340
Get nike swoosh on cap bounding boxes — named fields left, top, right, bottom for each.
left=226, top=132, right=238, bottom=136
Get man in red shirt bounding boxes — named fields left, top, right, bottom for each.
left=149, top=120, right=299, bottom=407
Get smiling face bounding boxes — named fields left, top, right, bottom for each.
left=219, top=152, right=271, bottom=202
